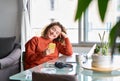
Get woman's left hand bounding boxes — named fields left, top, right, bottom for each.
left=61, top=32, right=68, bottom=38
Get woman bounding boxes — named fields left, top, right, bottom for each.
left=24, top=22, right=73, bottom=70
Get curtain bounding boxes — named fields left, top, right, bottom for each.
left=21, top=0, right=31, bottom=52
left=20, top=0, right=31, bottom=65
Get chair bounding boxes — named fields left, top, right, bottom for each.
left=32, top=71, right=77, bottom=81
left=0, top=36, right=21, bottom=81
left=21, top=51, right=26, bottom=70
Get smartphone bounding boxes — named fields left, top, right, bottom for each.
left=48, top=43, right=56, bottom=53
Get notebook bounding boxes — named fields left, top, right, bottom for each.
left=65, top=44, right=96, bottom=63
left=65, top=53, right=78, bottom=63
left=87, top=44, right=96, bottom=58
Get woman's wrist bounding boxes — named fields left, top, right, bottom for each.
left=61, top=32, right=68, bottom=38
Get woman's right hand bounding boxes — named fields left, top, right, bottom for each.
left=45, top=43, right=56, bottom=55
left=45, top=48, right=54, bottom=55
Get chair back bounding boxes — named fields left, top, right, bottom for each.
left=21, top=51, right=26, bottom=70
left=32, top=72, right=77, bottom=81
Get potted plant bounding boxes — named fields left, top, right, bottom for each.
left=92, top=31, right=111, bottom=68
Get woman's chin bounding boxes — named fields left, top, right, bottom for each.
left=48, top=37, right=54, bottom=40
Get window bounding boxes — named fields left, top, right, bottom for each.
left=29, top=0, right=120, bottom=46
left=30, top=0, right=79, bottom=43
left=82, top=0, right=120, bottom=43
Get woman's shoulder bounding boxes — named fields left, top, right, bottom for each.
left=27, top=36, right=41, bottom=42
left=25, top=36, right=42, bottom=45
left=30, top=36, right=39, bottom=40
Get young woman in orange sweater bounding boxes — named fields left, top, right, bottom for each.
left=24, top=22, right=73, bottom=70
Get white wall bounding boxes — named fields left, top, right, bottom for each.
left=0, top=0, right=20, bottom=42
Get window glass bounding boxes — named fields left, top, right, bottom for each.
left=83, top=0, right=120, bottom=43
left=29, top=0, right=120, bottom=45
left=30, top=0, right=78, bottom=43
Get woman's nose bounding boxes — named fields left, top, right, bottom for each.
left=52, top=32, right=56, bottom=35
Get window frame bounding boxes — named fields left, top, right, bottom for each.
left=28, top=0, right=119, bottom=47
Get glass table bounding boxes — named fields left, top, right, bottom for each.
left=10, top=54, right=77, bottom=81
left=9, top=54, right=120, bottom=81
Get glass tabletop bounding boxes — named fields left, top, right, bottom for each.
left=79, top=70, right=120, bottom=81
left=9, top=54, right=120, bottom=81
left=10, top=54, right=77, bottom=81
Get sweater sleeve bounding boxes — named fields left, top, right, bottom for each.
left=25, top=37, right=45, bottom=63
left=57, top=38, right=73, bottom=56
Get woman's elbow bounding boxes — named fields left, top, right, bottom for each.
left=66, top=51, right=73, bottom=56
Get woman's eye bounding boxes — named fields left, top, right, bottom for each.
left=56, top=32, right=60, bottom=35
left=51, top=28, right=55, bottom=31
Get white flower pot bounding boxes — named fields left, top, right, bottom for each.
left=92, top=54, right=111, bottom=68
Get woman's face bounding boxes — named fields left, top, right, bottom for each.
left=46, top=25, right=62, bottom=40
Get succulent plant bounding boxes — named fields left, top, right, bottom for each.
left=94, top=31, right=109, bottom=55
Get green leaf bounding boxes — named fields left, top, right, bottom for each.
left=94, top=45, right=100, bottom=54
left=109, top=20, right=120, bottom=55
left=98, top=0, right=109, bottom=22
left=75, top=0, right=92, bottom=21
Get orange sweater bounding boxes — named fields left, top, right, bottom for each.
left=24, top=36, right=73, bottom=69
